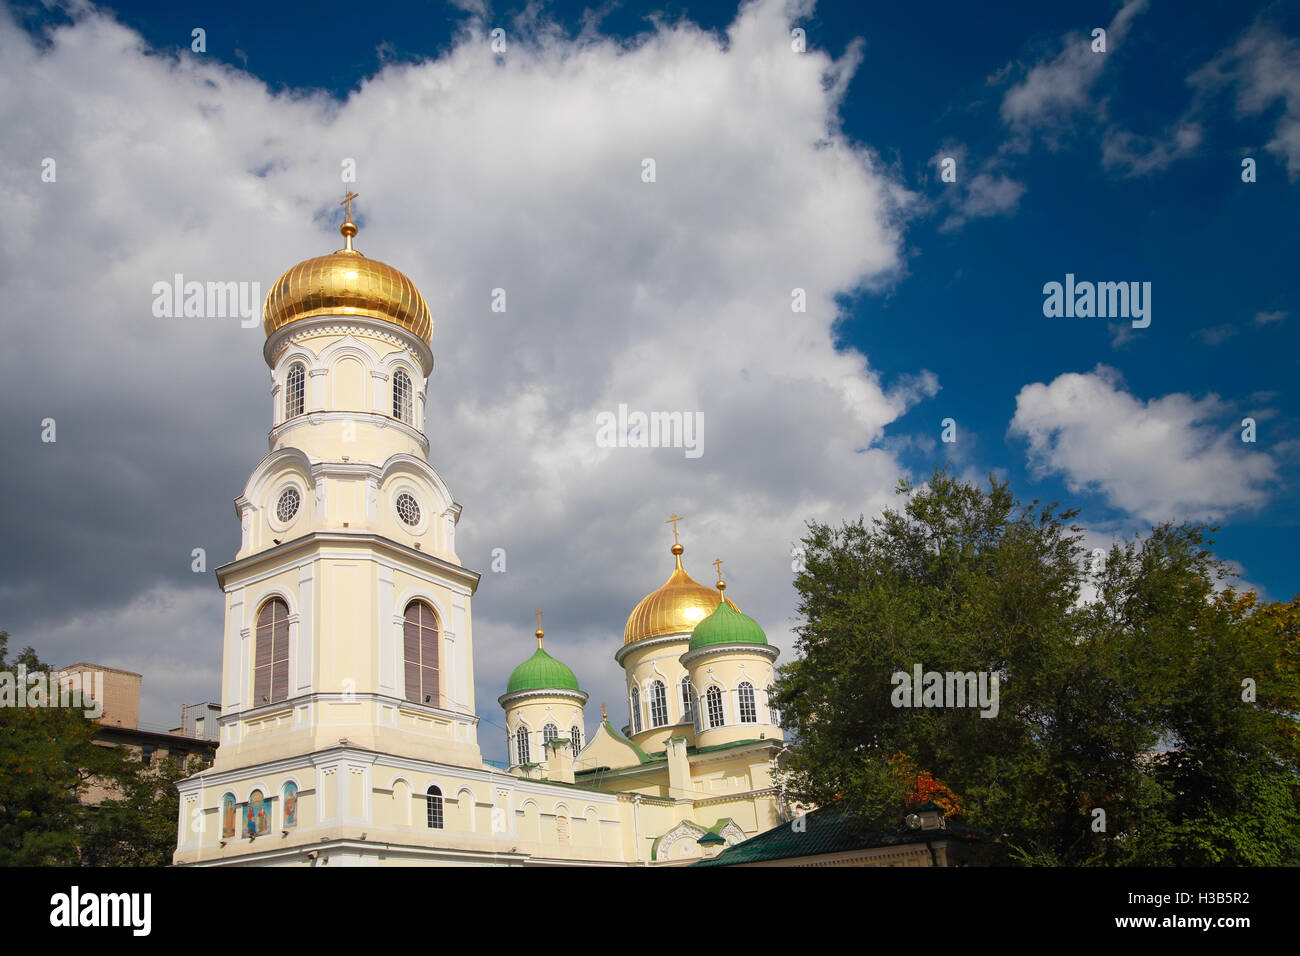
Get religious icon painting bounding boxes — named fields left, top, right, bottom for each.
left=283, top=781, right=298, bottom=828
left=221, top=793, right=236, bottom=839
left=245, top=789, right=270, bottom=837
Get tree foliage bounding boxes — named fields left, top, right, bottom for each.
left=0, top=631, right=199, bottom=866
left=772, top=469, right=1300, bottom=865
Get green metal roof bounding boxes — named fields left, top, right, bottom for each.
left=505, top=647, right=581, bottom=694
left=691, top=803, right=980, bottom=867
left=688, top=600, right=767, bottom=651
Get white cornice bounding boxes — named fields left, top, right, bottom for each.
left=269, top=411, right=428, bottom=453
left=264, top=315, right=434, bottom=376
left=614, top=632, right=692, bottom=668
left=679, top=643, right=780, bottom=668
left=215, top=531, right=480, bottom=592
left=497, top=687, right=590, bottom=709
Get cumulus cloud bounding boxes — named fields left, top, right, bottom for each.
left=0, top=0, right=928, bottom=749
left=1008, top=365, right=1278, bottom=525
left=1254, top=309, right=1287, bottom=325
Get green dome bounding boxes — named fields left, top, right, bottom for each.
left=688, top=599, right=767, bottom=651
left=506, top=648, right=581, bottom=694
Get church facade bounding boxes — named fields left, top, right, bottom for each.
left=172, top=208, right=790, bottom=866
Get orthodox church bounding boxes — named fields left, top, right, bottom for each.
left=172, top=204, right=789, bottom=866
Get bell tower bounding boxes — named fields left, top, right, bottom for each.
left=211, top=198, right=482, bottom=773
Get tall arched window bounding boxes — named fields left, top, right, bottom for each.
left=681, top=676, right=694, bottom=723
left=543, top=723, right=559, bottom=749
left=706, top=685, right=725, bottom=729
left=253, top=598, right=290, bottom=706
left=630, top=685, right=642, bottom=734
left=649, top=680, right=668, bottom=728
left=426, top=786, right=444, bottom=829
left=285, top=362, right=305, bottom=420
left=766, top=685, right=779, bottom=726
left=738, top=682, right=757, bottom=723
left=393, top=368, right=413, bottom=423
left=570, top=725, right=582, bottom=753
left=403, top=601, right=439, bottom=707
left=515, top=725, right=531, bottom=765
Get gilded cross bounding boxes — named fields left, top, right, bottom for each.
left=666, top=513, right=684, bottom=545
left=340, top=191, right=359, bottom=221
left=536, top=609, right=543, bottom=630
left=713, top=558, right=724, bottom=580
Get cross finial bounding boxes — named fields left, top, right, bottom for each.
left=666, top=513, right=684, bottom=545
left=601, top=701, right=607, bottom=720
left=338, top=192, right=360, bottom=251
left=534, top=609, right=544, bottom=648
left=536, top=609, right=543, bottom=630
left=340, top=191, right=359, bottom=221
left=713, top=558, right=724, bottom=579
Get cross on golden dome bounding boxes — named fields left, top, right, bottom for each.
left=339, top=191, right=360, bottom=252
left=666, top=513, right=684, bottom=546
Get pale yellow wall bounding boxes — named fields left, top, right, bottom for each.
left=503, top=694, right=585, bottom=769
left=621, top=638, right=695, bottom=752
left=687, top=647, right=782, bottom=748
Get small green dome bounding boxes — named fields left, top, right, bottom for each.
left=689, top=600, right=767, bottom=651
left=506, top=648, right=581, bottom=694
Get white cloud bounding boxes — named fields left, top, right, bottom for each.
left=0, top=0, right=928, bottom=757
left=1008, top=365, right=1278, bottom=524
left=1254, top=309, right=1287, bottom=325
left=1101, top=122, right=1203, bottom=176
left=998, top=0, right=1148, bottom=148
left=1193, top=324, right=1239, bottom=345
left=1192, top=22, right=1300, bottom=180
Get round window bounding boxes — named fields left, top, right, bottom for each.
left=396, top=492, right=421, bottom=527
left=275, top=488, right=300, bottom=523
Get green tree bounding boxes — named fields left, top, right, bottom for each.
left=772, top=470, right=1300, bottom=865
left=80, top=752, right=199, bottom=866
left=0, top=632, right=128, bottom=865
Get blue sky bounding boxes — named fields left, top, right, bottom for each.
left=2, top=0, right=1296, bottom=760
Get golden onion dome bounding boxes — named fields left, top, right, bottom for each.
left=262, top=217, right=432, bottom=342
left=623, top=542, right=738, bottom=645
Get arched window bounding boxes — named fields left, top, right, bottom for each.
left=649, top=680, right=668, bottom=728
left=680, top=676, right=694, bottom=723
left=221, top=793, right=237, bottom=839
left=426, top=786, right=444, bottom=829
left=284, top=362, right=305, bottom=421
left=767, top=685, right=779, bottom=726
left=570, top=725, right=582, bottom=753
left=393, top=368, right=413, bottom=423
left=543, top=723, right=559, bottom=749
left=403, top=601, right=439, bottom=707
left=738, top=682, right=757, bottom=723
left=630, top=685, right=642, bottom=734
left=253, top=598, right=290, bottom=706
left=706, top=685, right=725, bottom=729
left=515, top=725, right=531, bottom=765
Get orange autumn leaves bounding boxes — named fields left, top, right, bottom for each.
left=890, top=752, right=966, bottom=819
